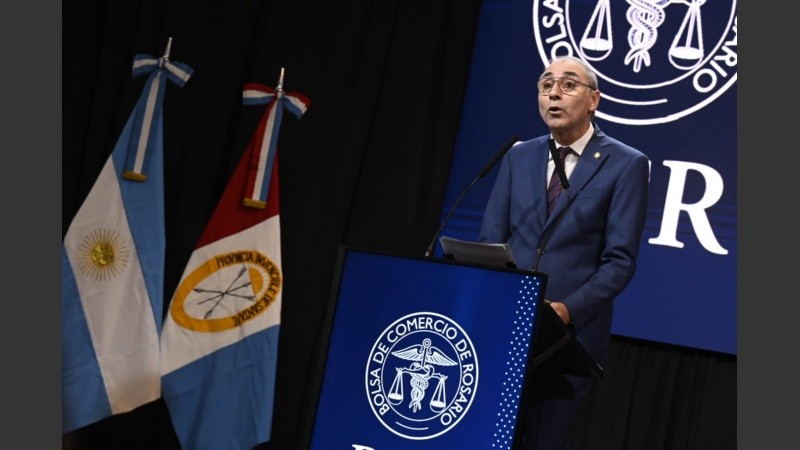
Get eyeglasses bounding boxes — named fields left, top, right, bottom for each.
left=537, top=77, right=596, bottom=94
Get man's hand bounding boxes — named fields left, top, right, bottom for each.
left=547, top=300, right=571, bottom=325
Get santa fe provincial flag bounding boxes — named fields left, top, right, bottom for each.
left=62, top=48, right=192, bottom=432
left=160, top=79, right=309, bottom=450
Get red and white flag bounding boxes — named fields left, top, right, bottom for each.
left=160, top=70, right=309, bottom=450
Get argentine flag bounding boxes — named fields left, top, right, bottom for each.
left=62, top=45, right=192, bottom=433
left=160, top=77, right=309, bottom=450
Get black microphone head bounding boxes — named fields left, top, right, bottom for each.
left=547, top=137, right=558, bottom=156
left=477, top=135, right=519, bottom=178
left=425, top=135, right=520, bottom=257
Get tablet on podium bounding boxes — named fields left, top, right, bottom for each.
left=439, top=235, right=516, bottom=269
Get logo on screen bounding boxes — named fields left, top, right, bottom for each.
left=532, top=0, right=737, bottom=125
left=365, top=312, right=478, bottom=440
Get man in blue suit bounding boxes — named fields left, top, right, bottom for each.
left=479, top=55, right=650, bottom=449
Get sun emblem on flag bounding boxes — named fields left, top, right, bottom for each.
left=76, top=228, right=131, bottom=281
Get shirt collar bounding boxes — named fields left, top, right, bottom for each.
left=552, top=123, right=593, bottom=157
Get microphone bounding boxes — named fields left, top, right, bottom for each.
left=548, top=138, right=569, bottom=189
left=424, top=135, right=519, bottom=258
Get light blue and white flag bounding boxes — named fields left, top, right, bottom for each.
left=62, top=40, right=192, bottom=433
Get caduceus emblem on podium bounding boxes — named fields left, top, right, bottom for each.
left=387, top=338, right=458, bottom=413
left=366, top=312, right=479, bottom=440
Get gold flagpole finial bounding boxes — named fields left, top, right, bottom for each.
left=276, top=67, right=285, bottom=94
left=163, top=37, right=173, bottom=61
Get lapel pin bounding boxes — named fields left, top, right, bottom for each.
left=594, top=152, right=601, bottom=159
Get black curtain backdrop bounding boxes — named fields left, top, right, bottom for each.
left=62, top=1, right=736, bottom=449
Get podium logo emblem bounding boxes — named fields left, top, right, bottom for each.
left=365, top=312, right=479, bottom=440
left=533, top=0, right=737, bottom=125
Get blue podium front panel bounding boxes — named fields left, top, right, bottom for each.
left=308, top=248, right=546, bottom=450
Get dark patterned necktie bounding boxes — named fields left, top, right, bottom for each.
left=547, top=146, right=571, bottom=215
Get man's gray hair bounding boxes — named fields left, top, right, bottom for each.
left=546, top=55, right=598, bottom=90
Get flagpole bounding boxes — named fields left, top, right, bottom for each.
left=163, top=37, right=172, bottom=61
left=276, top=67, right=285, bottom=95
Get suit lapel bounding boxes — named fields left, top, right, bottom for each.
left=524, top=137, right=551, bottom=219
left=567, top=138, right=608, bottom=194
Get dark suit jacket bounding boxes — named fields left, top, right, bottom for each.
left=479, top=124, right=649, bottom=366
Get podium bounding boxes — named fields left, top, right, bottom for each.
left=301, top=246, right=601, bottom=450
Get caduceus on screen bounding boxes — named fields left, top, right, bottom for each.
left=387, top=338, right=457, bottom=413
